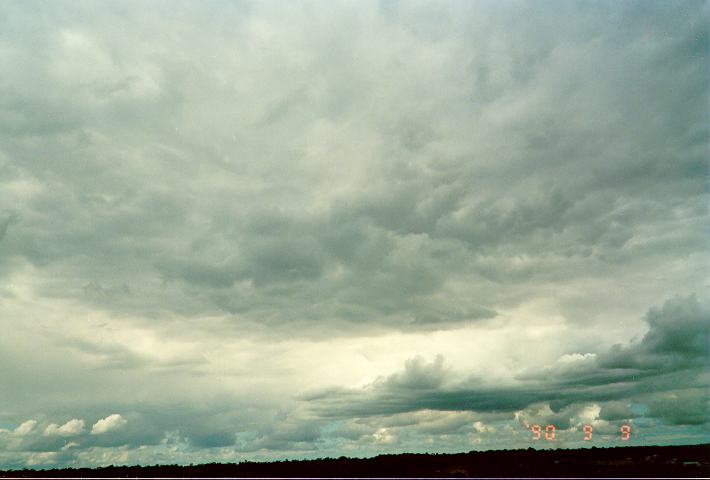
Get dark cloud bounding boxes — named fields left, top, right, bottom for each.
left=599, top=401, right=635, bottom=422
left=306, top=296, right=709, bottom=422
left=0, top=0, right=707, bottom=468
left=1, top=0, right=706, bottom=336
left=379, top=355, right=448, bottom=391
left=600, top=295, right=710, bottom=372
left=649, top=390, right=710, bottom=426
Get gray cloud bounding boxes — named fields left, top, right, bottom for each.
left=600, top=295, right=710, bottom=372
left=1, top=0, right=706, bottom=338
left=0, top=0, right=707, bottom=469
left=306, top=296, right=709, bottom=423
left=649, top=390, right=710, bottom=426
left=599, top=401, right=635, bottom=422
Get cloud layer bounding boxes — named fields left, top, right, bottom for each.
left=0, top=0, right=707, bottom=469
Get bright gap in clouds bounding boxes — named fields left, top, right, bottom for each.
left=0, top=0, right=708, bottom=469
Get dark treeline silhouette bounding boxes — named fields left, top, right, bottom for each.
left=1, top=444, right=708, bottom=478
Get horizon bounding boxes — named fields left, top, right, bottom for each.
left=0, top=0, right=708, bottom=471
left=0, top=444, right=708, bottom=477
left=1, top=443, right=709, bottom=471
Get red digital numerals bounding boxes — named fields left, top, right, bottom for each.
left=530, top=424, right=555, bottom=441
left=530, top=424, right=631, bottom=441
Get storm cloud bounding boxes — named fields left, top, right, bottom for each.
left=305, top=296, right=710, bottom=417
left=0, top=0, right=707, bottom=469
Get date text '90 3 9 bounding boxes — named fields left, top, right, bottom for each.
left=530, top=424, right=632, bottom=441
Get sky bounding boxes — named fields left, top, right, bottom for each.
left=0, top=0, right=708, bottom=470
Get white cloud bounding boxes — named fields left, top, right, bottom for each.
left=91, top=414, right=127, bottom=435
left=43, top=419, right=85, bottom=436
left=14, top=419, right=37, bottom=436
left=472, top=421, right=496, bottom=434
left=372, top=427, right=395, bottom=444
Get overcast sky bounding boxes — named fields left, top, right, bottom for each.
left=0, top=0, right=708, bottom=469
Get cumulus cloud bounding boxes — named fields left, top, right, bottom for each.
left=472, top=421, right=496, bottom=434
left=306, top=296, right=710, bottom=424
left=600, top=295, right=710, bottom=372
left=43, top=419, right=85, bottom=437
left=13, top=420, right=37, bottom=436
left=91, top=414, right=127, bottom=435
left=380, top=355, right=449, bottom=391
